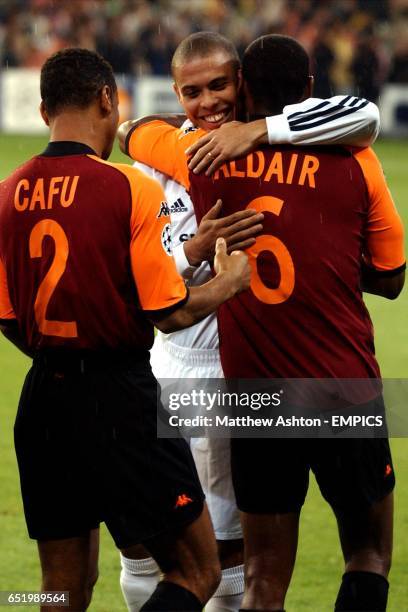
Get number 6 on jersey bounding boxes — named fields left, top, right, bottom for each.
left=245, top=196, right=295, bottom=304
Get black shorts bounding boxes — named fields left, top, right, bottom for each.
left=14, top=350, right=204, bottom=549
left=231, top=401, right=395, bottom=515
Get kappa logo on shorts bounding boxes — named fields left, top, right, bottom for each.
left=174, top=493, right=193, bottom=508
left=157, top=201, right=170, bottom=218
left=385, top=464, right=393, bottom=477
left=161, top=223, right=172, bottom=256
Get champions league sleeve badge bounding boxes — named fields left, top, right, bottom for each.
left=161, top=223, right=173, bottom=256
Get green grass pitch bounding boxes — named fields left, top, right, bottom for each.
left=0, top=135, right=407, bottom=611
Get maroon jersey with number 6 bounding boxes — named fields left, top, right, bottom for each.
left=190, top=145, right=405, bottom=380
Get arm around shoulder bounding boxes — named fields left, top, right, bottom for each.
left=117, top=114, right=187, bottom=155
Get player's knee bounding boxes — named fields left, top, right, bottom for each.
left=382, top=551, right=392, bottom=575
left=372, top=548, right=392, bottom=576
left=42, top=568, right=98, bottom=610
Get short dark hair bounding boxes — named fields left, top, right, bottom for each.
left=242, top=35, right=310, bottom=115
left=171, top=31, right=240, bottom=77
left=40, top=48, right=117, bottom=117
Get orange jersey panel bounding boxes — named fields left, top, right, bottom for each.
left=127, top=120, right=205, bottom=190
left=89, top=157, right=187, bottom=312
left=0, top=257, right=15, bottom=321
left=353, top=147, right=405, bottom=271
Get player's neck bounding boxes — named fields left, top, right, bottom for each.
left=248, top=105, right=283, bottom=121
left=48, top=111, right=104, bottom=157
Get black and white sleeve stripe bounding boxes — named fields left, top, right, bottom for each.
left=288, top=96, right=370, bottom=132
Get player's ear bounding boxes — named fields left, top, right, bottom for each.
left=242, top=80, right=254, bottom=121
left=39, top=101, right=49, bottom=126
left=173, top=82, right=182, bottom=105
left=100, top=85, right=114, bottom=115
left=236, top=67, right=243, bottom=92
left=302, top=75, right=314, bottom=101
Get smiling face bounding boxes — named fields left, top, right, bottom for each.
left=173, top=51, right=241, bottom=131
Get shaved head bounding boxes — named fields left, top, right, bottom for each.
left=171, top=31, right=240, bottom=79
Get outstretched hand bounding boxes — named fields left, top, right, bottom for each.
left=183, top=199, right=263, bottom=266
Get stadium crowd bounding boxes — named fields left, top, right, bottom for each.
left=0, top=0, right=407, bottom=101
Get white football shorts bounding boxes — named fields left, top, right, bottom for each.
left=150, top=334, right=242, bottom=540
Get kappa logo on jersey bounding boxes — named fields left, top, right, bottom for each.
left=179, top=125, right=199, bottom=138
left=170, top=198, right=188, bottom=214
left=161, top=223, right=172, bottom=256
left=157, top=200, right=170, bottom=218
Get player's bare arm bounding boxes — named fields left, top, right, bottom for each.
left=150, top=237, right=250, bottom=334
left=118, top=114, right=187, bottom=151
left=354, top=146, right=406, bottom=300
left=186, top=96, right=381, bottom=175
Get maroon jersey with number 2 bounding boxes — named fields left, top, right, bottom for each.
left=0, top=142, right=187, bottom=350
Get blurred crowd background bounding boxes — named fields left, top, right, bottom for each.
left=0, top=0, right=407, bottom=102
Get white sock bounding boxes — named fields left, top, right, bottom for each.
left=119, top=554, right=160, bottom=612
left=205, top=564, right=244, bottom=612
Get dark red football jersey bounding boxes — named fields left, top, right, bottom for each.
left=190, top=145, right=405, bottom=380
left=0, top=142, right=187, bottom=350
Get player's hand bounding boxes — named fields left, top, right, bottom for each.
left=186, top=120, right=267, bottom=176
left=183, top=199, right=263, bottom=266
left=214, top=237, right=251, bottom=295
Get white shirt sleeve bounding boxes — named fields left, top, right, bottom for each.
left=172, top=242, right=198, bottom=280
left=266, top=96, right=380, bottom=147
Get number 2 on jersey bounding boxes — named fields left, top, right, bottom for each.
left=245, top=196, right=295, bottom=304
left=29, top=219, right=78, bottom=338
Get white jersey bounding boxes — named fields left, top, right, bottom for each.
left=134, top=96, right=380, bottom=352
left=133, top=158, right=219, bottom=350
